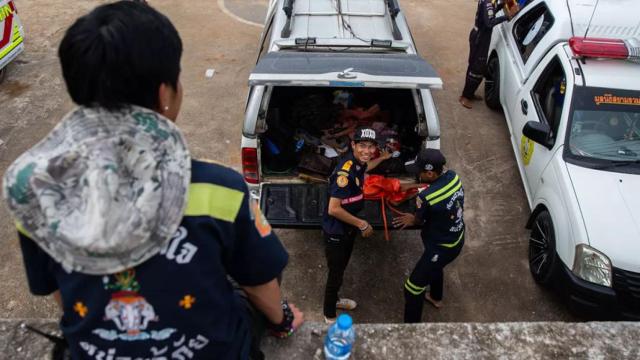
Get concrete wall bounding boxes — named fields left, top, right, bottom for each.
left=3, top=319, right=639, bottom=359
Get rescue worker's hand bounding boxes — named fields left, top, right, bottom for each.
left=393, top=212, right=416, bottom=229
left=359, top=220, right=374, bottom=238
left=506, top=2, right=519, bottom=19
left=400, top=183, right=423, bottom=192
left=289, top=302, right=305, bottom=332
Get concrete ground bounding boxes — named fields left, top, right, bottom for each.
left=0, top=0, right=576, bottom=326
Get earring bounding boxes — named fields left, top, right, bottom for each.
left=163, top=106, right=169, bottom=111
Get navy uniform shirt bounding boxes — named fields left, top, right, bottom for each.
left=322, top=152, right=367, bottom=236
left=18, top=160, right=288, bottom=360
left=415, top=170, right=465, bottom=247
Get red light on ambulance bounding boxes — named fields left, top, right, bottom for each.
left=569, top=37, right=629, bottom=59
left=242, top=147, right=259, bottom=184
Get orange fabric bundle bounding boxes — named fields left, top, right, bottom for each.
left=363, top=175, right=419, bottom=241
left=364, top=175, right=418, bottom=203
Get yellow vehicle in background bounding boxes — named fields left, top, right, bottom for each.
left=0, top=0, right=24, bottom=83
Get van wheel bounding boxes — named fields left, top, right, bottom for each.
left=528, top=210, right=558, bottom=286
left=484, top=56, right=502, bottom=111
left=0, top=67, right=6, bottom=84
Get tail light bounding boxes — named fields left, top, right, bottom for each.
left=242, top=147, right=259, bottom=184
left=8, top=1, right=16, bottom=12
left=569, top=37, right=630, bottom=59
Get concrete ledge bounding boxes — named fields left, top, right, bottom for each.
left=264, top=321, right=640, bottom=359
left=2, top=319, right=639, bottom=359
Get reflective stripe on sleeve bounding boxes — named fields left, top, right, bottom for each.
left=184, top=183, right=244, bottom=222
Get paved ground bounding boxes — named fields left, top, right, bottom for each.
left=0, top=0, right=576, bottom=325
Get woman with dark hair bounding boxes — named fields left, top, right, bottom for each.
left=3, top=2, right=302, bottom=359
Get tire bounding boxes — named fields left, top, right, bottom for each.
left=0, top=67, right=6, bottom=84
left=484, top=56, right=502, bottom=111
left=528, top=210, right=558, bottom=286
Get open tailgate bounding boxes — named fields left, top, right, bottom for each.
left=260, top=183, right=419, bottom=230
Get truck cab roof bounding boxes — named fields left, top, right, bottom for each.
left=251, top=0, right=443, bottom=90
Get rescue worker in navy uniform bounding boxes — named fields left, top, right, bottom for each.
left=460, top=0, right=513, bottom=109
left=322, top=126, right=390, bottom=323
left=393, top=149, right=465, bottom=323
left=2, top=3, right=303, bottom=359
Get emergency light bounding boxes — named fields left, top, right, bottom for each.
left=569, top=37, right=640, bottom=60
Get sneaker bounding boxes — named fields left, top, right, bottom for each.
left=336, top=298, right=357, bottom=311
left=324, top=316, right=336, bottom=324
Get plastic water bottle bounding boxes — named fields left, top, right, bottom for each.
left=324, top=314, right=355, bottom=360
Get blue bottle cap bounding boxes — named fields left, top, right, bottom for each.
left=337, top=314, right=352, bottom=330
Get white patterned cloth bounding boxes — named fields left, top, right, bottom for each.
left=3, top=106, right=191, bottom=275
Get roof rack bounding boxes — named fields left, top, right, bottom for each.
left=281, top=0, right=295, bottom=38
left=386, top=0, right=402, bottom=40
left=279, top=0, right=403, bottom=40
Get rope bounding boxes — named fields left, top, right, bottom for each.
left=380, top=196, right=390, bottom=241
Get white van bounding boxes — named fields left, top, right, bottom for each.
left=241, top=0, right=443, bottom=229
left=487, top=0, right=640, bottom=319
left=0, top=0, right=24, bottom=82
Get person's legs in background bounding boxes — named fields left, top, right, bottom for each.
left=323, top=231, right=356, bottom=320
left=461, top=30, right=491, bottom=108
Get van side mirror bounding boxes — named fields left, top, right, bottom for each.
left=522, top=121, right=552, bottom=149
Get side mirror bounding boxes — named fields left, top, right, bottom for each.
left=522, top=121, right=552, bottom=149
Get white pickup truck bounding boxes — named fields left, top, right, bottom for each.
left=487, top=0, right=640, bottom=319
left=241, top=0, right=443, bottom=230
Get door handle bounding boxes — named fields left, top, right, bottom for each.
left=521, top=99, right=528, bottom=115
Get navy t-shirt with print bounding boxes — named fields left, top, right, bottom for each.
left=18, top=160, right=288, bottom=360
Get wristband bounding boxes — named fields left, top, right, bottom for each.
left=268, top=299, right=295, bottom=338
left=359, top=223, right=370, bottom=232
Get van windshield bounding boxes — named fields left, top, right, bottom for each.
left=566, top=87, right=640, bottom=169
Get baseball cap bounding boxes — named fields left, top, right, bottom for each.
left=405, top=148, right=446, bottom=174
left=353, top=126, right=378, bottom=144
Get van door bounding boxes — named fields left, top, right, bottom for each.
left=0, top=0, right=24, bottom=73
left=511, top=45, right=571, bottom=201
left=506, top=2, right=557, bottom=80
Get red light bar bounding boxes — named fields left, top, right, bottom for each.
left=569, top=37, right=629, bottom=59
